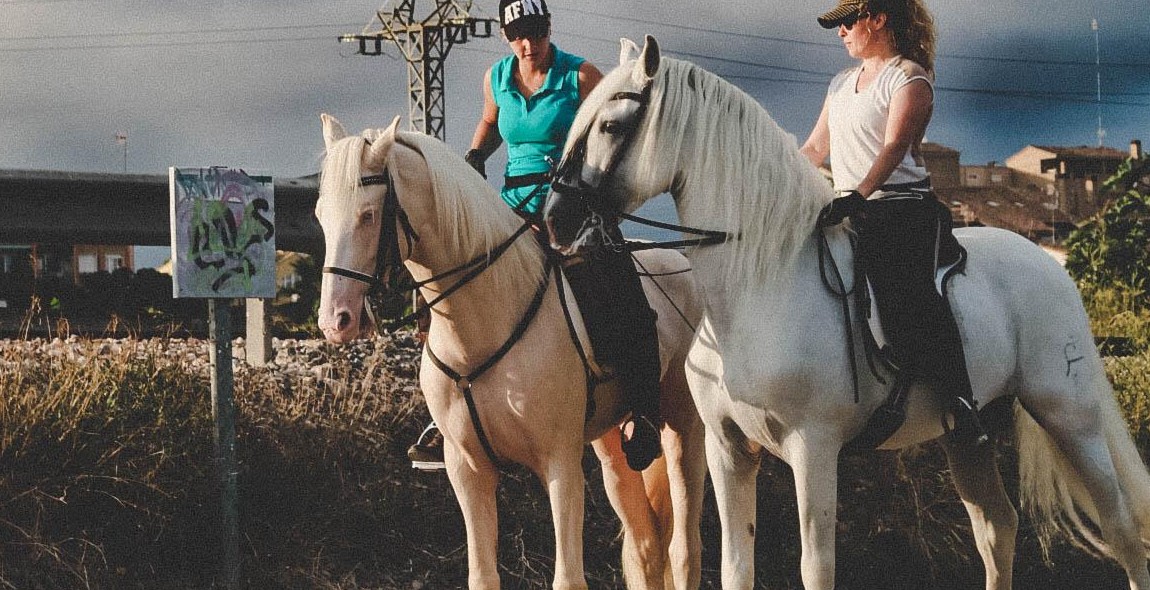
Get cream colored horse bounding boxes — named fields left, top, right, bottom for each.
left=314, top=114, right=707, bottom=589
left=544, top=36, right=1150, bottom=590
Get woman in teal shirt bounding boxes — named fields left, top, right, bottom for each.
left=408, top=0, right=664, bottom=473
left=464, top=0, right=601, bottom=218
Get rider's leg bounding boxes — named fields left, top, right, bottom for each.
left=564, top=228, right=663, bottom=471
left=856, top=194, right=987, bottom=445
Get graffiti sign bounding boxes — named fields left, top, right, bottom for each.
left=169, top=167, right=276, bottom=298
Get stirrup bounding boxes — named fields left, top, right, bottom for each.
left=407, top=423, right=446, bottom=471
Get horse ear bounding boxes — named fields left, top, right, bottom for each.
left=364, top=116, right=402, bottom=170
left=633, top=35, right=660, bottom=85
left=321, top=113, right=348, bottom=149
left=618, top=37, right=640, bottom=66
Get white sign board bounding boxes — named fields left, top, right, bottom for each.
left=169, top=167, right=276, bottom=298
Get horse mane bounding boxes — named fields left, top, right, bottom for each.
left=606, top=56, right=836, bottom=289
left=319, top=129, right=544, bottom=297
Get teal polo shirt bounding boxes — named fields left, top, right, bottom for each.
left=492, top=44, right=584, bottom=214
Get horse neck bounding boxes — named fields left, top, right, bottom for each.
left=652, top=74, right=832, bottom=297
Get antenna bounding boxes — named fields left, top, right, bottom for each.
left=340, top=1, right=499, bottom=141
left=1092, top=18, right=1104, bottom=147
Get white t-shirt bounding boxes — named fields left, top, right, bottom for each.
left=826, top=56, right=933, bottom=193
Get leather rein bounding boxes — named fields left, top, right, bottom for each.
left=549, top=84, right=736, bottom=253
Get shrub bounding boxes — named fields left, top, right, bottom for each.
left=1065, top=153, right=1150, bottom=309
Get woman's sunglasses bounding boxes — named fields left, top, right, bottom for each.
left=840, top=11, right=870, bottom=31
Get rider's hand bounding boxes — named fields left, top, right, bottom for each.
left=817, top=191, right=866, bottom=228
left=464, top=149, right=487, bottom=179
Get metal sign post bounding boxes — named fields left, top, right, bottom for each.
left=169, top=166, right=276, bottom=589
left=209, top=298, right=239, bottom=589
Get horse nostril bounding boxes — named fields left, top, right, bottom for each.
left=336, top=311, right=352, bottom=331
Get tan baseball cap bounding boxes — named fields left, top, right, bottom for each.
left=817, top=0, right=867, bottom=28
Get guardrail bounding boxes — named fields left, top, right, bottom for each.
left=0, top=169, right=323, bottom=256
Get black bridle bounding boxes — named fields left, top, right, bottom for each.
left=322, top=168, right=537, bottom=330
left=322, top=171, right=419, bottom=290
left=549, top=83, right=733, bottom=251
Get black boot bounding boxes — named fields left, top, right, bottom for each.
left=950, top=397, right=989, bottom=447
left=621, top=414, right=662, bottom=471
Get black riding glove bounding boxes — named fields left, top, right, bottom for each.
left=817, top=190, right=866, bottom=228
left=464, top=149, right=487, bottom=179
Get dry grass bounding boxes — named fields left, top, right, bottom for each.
left=0, top=299, right=1146, bottom=588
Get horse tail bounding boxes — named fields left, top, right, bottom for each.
left=1015, top=388, right=1150, bottom=561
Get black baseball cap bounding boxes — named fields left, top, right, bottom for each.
left=499, top=0, right=551, bottom=40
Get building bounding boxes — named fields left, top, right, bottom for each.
left=1003, top=144, right=1130, bottom=218
left=0, top=244, right=133, bottom=282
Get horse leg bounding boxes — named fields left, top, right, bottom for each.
left=660, top=396, right=707, bottom=590
left=787, top=436, right=840, bottom=590
left=940, top=438, right=1018, bottom=590
left=705, top=421, right=761, bottom=590
left=545, top=448, right=591, bottom=590
left=445, top=448, right=501, bottom=590
left=591, top=429, right=665, bottom=589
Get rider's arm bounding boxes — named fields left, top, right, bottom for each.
left=469, top=67, right=503, bottom=159
left=800, top=97, right=831, bottom=169
left=855, top=79, right=933, bottom=197
left=577, top=61, right=604, bottom=102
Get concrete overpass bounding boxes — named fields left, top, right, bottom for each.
left=0, top=169, right=323, bottom=256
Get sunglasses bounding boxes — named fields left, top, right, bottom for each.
left=840, top=11, right=870, bottom=31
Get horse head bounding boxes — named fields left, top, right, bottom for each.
left=544, top=35, right=669, bottom=253
left=315, top=113, right=418, bottom=343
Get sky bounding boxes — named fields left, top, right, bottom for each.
left=2, top=0, right=1146, bottom=267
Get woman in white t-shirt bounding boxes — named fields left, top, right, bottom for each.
left=801, top=0, right=988, bottom=446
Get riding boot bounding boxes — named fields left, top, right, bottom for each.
left=854, top=191, right=988, bottom=447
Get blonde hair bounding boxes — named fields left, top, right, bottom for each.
left=870, top=0, right=936, bottom=75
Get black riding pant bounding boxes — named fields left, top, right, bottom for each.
left=564, top=236, right=662, bottom=421
left=853, top=192, right=975, bottom=406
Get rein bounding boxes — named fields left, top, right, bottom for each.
left=816, top=225, right=892, bottom=404
left=322, top=167, right=535, bottom=331
left=550, top=84, right=735, bottom=253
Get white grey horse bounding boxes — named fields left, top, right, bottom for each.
left=544, top=36, right=1150, bottom=590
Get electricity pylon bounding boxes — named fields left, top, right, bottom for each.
left=341, top=1, right=498, bottom=141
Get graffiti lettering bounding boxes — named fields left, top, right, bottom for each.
left=171, top=168, right=276, bottom=298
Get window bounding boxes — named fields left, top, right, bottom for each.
left=105, top=254, right=125, bottom=271
left=77, top=254, right=98, bottom=274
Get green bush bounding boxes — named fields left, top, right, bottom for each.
left=1065, top=153, right=1150, bottom=309
left=1107, top=351, right=1150, bottom=449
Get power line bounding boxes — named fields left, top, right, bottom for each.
left=0, top=35, right=338, bottom=52
left=552, top=5, right=1150, bottom=70
left=3, top=13, right=1145, bottom=107
left=0, top=22, right=361, bottom=43
left=560, top=27, right=1150, bottom=107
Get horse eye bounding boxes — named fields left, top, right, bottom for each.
left=361, top=210, right=376, bottom=225
left=600, top=120, right=626, bottom=136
